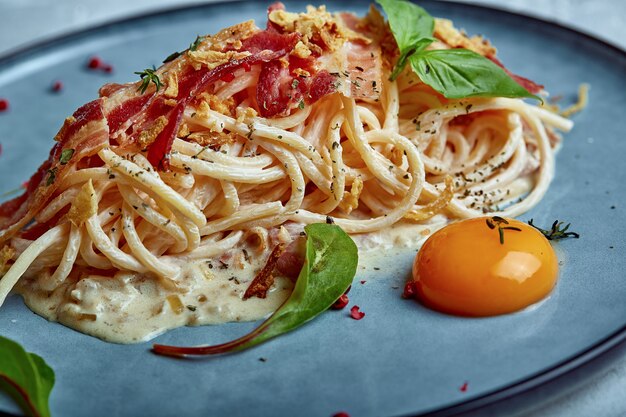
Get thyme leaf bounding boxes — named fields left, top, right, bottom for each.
left=162, top=51, right=181, bottom=63
left=45, top=168, right=57, bottom=186
left=134, top=66, right=163, bottom=94
left=486, top=216, right=521, bottom=244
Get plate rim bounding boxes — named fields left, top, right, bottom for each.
left=0, top=1, right=625, bottom=416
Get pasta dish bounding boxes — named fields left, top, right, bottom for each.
left=0, top=3, right=573, bottom=343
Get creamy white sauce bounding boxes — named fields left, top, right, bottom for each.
left=16, top=251, right=293, bottom=344
left=15, top=219, right=449, bottom=344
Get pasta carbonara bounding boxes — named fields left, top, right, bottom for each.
left=0, top=4, right=572, bottom=342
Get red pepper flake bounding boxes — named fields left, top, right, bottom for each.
left=402, top=281, right=417, bottom=299
left=332, top=413, right=350, bottom=417
left=0, top=98, right=9, bottom=112
left=331, top=294, right=349, bottom=310
left=460, top=381, right=469, bottom=392
left=87, top=56, right=113, bottom=73
left=87, top=56, right=102, bottom=69
left=220, top=73, right=236, bottom=82
left=350, top=305, right=365, bottom=320
left=51, top=80, right=63, bottom=93
left=360, top=280, right=366, bottom=284
left=21, top=181, right=29, bottom=189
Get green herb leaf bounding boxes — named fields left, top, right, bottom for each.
left=189, top=35, right=206, bottom=52
left=389, top=37, right=435, bottom=81
left=528, top=219, right=580, bottom=240
left=45, top=168, right=57, bottom=186
left=377, top=0, right=434, bottom=79
left=134, top=66, right=163, bottom=94
left=152, top=223, right=358, bottom=357
left=59, top=148, right=75, bottom=165
left=162, top=51, right=181, bottom=64
left=0, top=336, right=55, bottom=417
left=377, top=0, right=539, bottom=100
left=486, top=216, right=521, bottom=244
left=376, top=0, right=434, bottom=55
left=409, top=49, right=539, bottom=99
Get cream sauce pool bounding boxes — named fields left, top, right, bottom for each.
left=15, top=219, right=448, bottom=344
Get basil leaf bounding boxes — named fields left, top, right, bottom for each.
left=152, top=223, right=358, bottom=356
left=377, top=0, right=540, bottom=100
left=389, top=37, right=435, bottom=81
left=410, top=49, right=539, bottom=99
left=376, top=0, right=434, bottom=55
left=0, top=336, right=55, bottom=417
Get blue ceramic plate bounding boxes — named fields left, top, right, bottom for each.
left=1, top=1, right=625, bottom=416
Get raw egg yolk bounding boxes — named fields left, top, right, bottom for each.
left=412, top=217, right=558, bottom=316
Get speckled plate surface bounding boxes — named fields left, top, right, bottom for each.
left=0, top=1, right=625, bottom=416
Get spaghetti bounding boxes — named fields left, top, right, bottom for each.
left=0, top=4, right=573, bottom=342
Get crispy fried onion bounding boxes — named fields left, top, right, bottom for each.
left=244, top=227, right=269, bottom=253
left=404, top=176, right=454, bottom=222
left=0, top=245, right=15, bottom=276
left=339, top=176, right=363, bottom=214
left=243, top=243, right=285, bottom=300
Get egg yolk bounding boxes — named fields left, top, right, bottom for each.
left=412, top=217, right=558, bottom=316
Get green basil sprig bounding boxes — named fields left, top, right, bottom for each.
left=152, top=223, right=358, bottom=357
left=376, top=0, right=539, bottom=100
left=0, top=336, right=55, bottom=417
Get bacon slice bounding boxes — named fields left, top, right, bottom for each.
left=243, top=243, right=285, bottom=299
left=145, top=48, right=296, bottom=169
left=1, top=5, right=388, bottom=244
left=101, top=29, right=301, bottom=170
left=488, top=56, right=544, bottom=95
left=256, top=58, right=338, bottom=118
left=0, top=99, right=109, bottom=245
left=345, top=41, right=382, bottom=101
left=105, top=94, right=151, bottom=134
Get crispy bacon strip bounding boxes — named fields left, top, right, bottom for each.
left=243, top=243, right=285, bottom=300
left=105, top=94, right=151, bottom=134
left=98, top=8, right=349, bottom=167
left=107, top=30, right=300, bottom=170
left=147, top=49, right=296, bottom=169
left=254, top=6, right=344, bottom=117
left=0, top=99, right=109, bottom=246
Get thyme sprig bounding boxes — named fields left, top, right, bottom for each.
left=528, top=219, right=580, bottom=240
left=486, top=216, right=521, bottom=244
left=134, top=66, right=163, bottom=94
left=162, top=35, right=205, bottom=63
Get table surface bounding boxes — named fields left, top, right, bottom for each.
left=0, top=1, right=625, bottom=416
